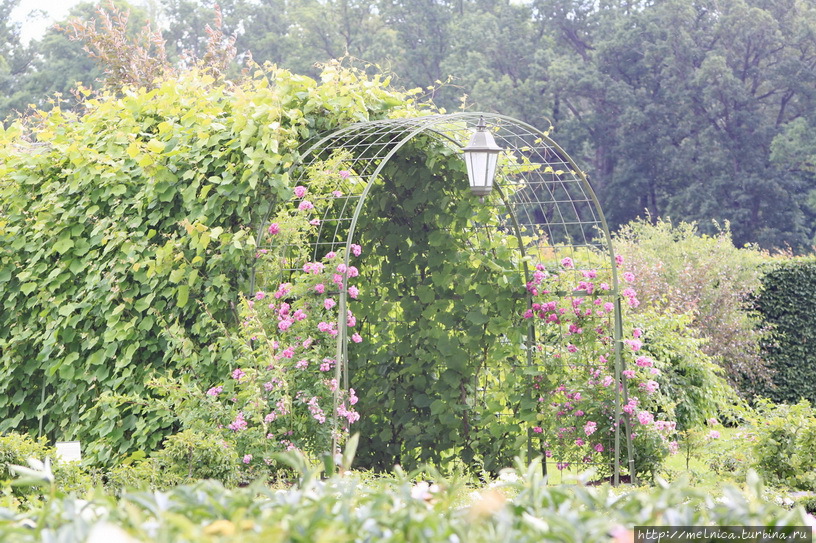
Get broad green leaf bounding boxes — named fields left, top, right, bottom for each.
left=147, top=139, right=165, bottom=154
left=53, top=237, right=74, bottom=254
left=176, top=285, right=189, bottom=307
left=20, top=282, right=37, bottom=295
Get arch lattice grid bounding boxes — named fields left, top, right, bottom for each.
left=252, top=113, right=635, bottom=483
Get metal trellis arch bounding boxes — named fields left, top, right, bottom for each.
left=252, top=112, right=636, bottom=483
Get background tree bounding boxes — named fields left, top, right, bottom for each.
left=0, top=0, right=42, bottom=121
left=442, top=0, right=551, bottom=122
left=5, top=0, right=816, bottom=250
left=0, top=1, right=150, bottom=123
left=530, top=0, right=816, bottom=251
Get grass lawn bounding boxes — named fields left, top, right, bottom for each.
left=662, top=426, right=748, bottom=484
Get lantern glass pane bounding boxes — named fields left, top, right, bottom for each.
left=465, top=151, right=488, bottom=188
left=485, top=153, right=498, bottom=188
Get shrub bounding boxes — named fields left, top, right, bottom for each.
left=105, top=430, right=237, bottom=493
left=0, top=433, right=55, bottom=482
left=142, top=245, right=364, bottom=480
left=106, top=456, right=180, bottom=494
left=0, top=432, right=95, bottom=508
left=627, top=307, right=734, bottom=430
left=750, top=259, right=816, bottom=404
left=152, top=429, right=240, bottom=485
left=796, top=496, right=816, bottom=515
left=797, top=495, right=816, bottom=514
left=0, top=433, right=54, bottom=509
left=86, top=176, right=367, bottom=483
left=750, top=399, right=816, bottom=490
left=613, top=218, right=770, bottom=394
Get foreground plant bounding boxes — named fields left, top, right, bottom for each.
left=1, top=456, right=813, bottom=543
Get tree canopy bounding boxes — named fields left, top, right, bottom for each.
left=3, top=0, right=816, bottom=251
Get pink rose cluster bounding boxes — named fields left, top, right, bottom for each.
left=203, top=240, right=368, bottom=467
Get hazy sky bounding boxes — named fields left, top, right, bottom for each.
left=11, top=0, right=85, bottom=43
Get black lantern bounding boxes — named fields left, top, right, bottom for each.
left=463, top=116, right=502, bottom=200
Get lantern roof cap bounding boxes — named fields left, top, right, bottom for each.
left=463, top=116, right=502, bottom=153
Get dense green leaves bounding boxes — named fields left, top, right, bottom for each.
left=348, top=141, right=530, bottom=472
left=0, top=64, right=407, bottom=463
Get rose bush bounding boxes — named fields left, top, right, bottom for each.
left=522, top=257, right=681, bottom=480
left=136, top=174, right=365, bottom=480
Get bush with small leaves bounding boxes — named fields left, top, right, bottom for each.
left=613, top=218, right=771, bottom=395
left=750, top=399, right=816, bottom=491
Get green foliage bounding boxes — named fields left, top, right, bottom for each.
left=674, top=420, right=751, bottom=483
left=6, top=0, right=816, bottom=249
left=0, top=433, right=54, bottom=508
left=629, top=308, right=733, bottom=430
left=105, top=457, right=181, bottom=494
left=1, top=1, right=138, bottom=124
left=590, top=0, right=816, bottom=251
left=0, top=457, right=812, bottom=542
left=0, top=62, right=410, bottom=464
left=348, top=139, right=531, bottom=472
left=750, top=399, right=816, bottom=491
left=521, top=261, right=675, bottom=482
left=133, top=234, right=366, bottom=481
left=614, top=218, right=771, bottom=394
left=0, top=433, right=54, bottom=482
left=153, top=429, right=240, bottom=484
left=8, top=0, right=805, bottom=482
left=796, top=495, right=816, bottom=514
left=0, top=433, right=95, bottom=509
left=105, top=429, right=238, bottom=493
left=751, top=258, right=816, bottom=404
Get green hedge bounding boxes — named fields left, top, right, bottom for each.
left=751, top=258, right=816, bottom=404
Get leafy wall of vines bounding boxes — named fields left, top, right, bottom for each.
left=349, top=139, right=529, bottom=472
left=0, top=65, right=408, bottom=464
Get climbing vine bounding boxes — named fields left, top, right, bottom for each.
left=0, top=63, right=410, bottom=464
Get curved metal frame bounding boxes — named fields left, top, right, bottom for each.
left=251, top=112, right=635, bottom=483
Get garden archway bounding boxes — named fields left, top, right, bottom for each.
left=252, top=112, right=635, bottom=482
